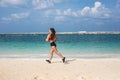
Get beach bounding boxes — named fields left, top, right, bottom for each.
left=0, top=58, right=120, bottom=80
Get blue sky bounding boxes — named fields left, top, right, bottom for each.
left=0, top=0, right=120, bottom=33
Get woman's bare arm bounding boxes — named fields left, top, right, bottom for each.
left=46, top=34, right=50, bottom=42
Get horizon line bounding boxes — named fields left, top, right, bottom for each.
left=0, top=31, right=120, bottom=34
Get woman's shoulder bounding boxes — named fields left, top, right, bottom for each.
left=47, top=34, right=51, bottom=37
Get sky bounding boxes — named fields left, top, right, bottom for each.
left=0, top=0, right=120, bottom=33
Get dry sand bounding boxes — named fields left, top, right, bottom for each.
left=0, top=58, right=120, bottom=80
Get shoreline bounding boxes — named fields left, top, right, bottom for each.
left=0, top=58, right=120, bottom=60
left=0, top=53, right=120, bottom=59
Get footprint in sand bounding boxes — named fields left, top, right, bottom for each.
left=77, top=76, right=86, bottom=80
left=33, top=76, right=38, bottom=80
left=33, top=76, right=45, bottom=80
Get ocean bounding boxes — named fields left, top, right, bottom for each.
left=0, top=33, right=120, bottom=58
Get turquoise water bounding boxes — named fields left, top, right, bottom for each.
left=0, top=34, right=120, bottom=58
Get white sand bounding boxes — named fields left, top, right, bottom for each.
left=0, top=58, right=120, bottom=80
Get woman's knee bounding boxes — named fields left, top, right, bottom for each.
left=50, top=49, right=54, bottom=54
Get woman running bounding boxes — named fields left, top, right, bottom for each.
left=45, top=28, right=65, bottom=63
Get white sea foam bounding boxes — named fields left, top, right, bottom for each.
left=0, top=31, right=120, bottom=35
left=57, top=31, right=120, bottom=34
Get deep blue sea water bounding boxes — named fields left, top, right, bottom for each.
left=0, top=34, right=120, bottom=58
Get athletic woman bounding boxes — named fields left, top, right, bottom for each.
left=45, top=28, right=65, bottom=63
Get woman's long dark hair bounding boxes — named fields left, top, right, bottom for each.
left=50, top=28, right=56, bottom=39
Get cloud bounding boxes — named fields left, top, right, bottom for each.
left=0, top=0, right=27, bottom=7
left=52, top=0, right=67, bottom=3
left=56, top=9, right=78, bottom=17
left=45, top=1, right=111, bottom=19
left=80, top=7, right=91, bottom=16
left=11, top=12, right=29, bottom=19
left=81, top=1, right=110, bottom=18
left=1, top=17, right=12, bottom=21
left=32, top=0, right=67, bottom=10
left=93, top=1, right=110, bottom=17
left=63, top=8, right=78, bottom=17
left=45, top=9, right=78, bottom=17
left=32, top=0, right=54, bottom=10
left=54, top=16, right=65, bottom=21
left=2, top=12, right=29, bottom=21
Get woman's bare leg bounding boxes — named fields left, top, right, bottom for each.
left=52, top=46, right=64, bottom=59
left=49, top=48, right=54, bottom=61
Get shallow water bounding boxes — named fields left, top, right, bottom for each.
left=0, top=34, right=120, bottom=58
